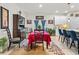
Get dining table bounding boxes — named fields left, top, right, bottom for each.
left=27, top=31, right=51, bottom=49
left=66, top=29, right=79, bottom=37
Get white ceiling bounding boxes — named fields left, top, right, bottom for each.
left=10, top=3, right=79, bottom=15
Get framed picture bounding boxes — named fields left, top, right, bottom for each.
left=0, top=6, right=9, bottom=29
left=70, top=13, right=73, bottom=17
left=75, top=14, right=79, bottom=17
left=36, top=16, right=44, bottom=20
left=48, top=20, right=53, bottom=24
left=27, top=20, right=32, bottom=24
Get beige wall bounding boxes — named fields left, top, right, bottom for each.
left=0, top=3, right=69, bottom=37
left=25, top=15, right=56, bottom=30
left=67, top=11, right=79, bottom=29
left=0, top=3, right=27, bottom=38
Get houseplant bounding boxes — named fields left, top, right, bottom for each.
left=46, top=28, right=55, bottom=36
left=37, top=25, right=42, bottom=30
left=0, top=37, right=7, bottom=52
left=52, top=29, right=55, bottom=36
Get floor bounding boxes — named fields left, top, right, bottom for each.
left=52, top=36, right=78, bottom=55
left=10, top=46, right=48, bottom=55
left=0, top=36, right=78, bottom=55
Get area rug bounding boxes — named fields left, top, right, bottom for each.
left=48, top=43, right=65, bottom=55
left=9, top=43, right=65, bottom=55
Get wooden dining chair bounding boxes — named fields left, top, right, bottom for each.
left=58, top=29, right=63, bottom=42
left=33, top=29, right=44, bottom=50
left=6, top=27, right=23, bottom=50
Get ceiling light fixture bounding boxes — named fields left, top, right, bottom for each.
left=68, top=18, right=71, bottom=22
left=64, top=11, right=68, bottom=13
left=39, top=4, right=43, bottom=8
left=56, top=10, right=59, bottom=13
left=70, top=5, right=75, bottom=8
left=68, top=19, right=70, bottom=22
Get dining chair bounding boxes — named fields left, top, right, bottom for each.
left=62, top=30, right=70, bottom=46
left=69, top=31, right=79, bottom=54
left=34, top=29, right=44, bottom=50
left=58, top=29, right=63, bottom=42
left=34, top=20, right=39, bottom=29
left=41, top=20, right=46, bottom=29
left=6, top=27, right=23, bottom=50
left=24, top=31, right=28, bottom=39
left=66, top=30, right=71, bottom=45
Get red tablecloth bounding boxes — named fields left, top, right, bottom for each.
left=28, top=31, right=51, bottom=46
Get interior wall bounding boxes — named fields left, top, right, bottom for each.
left=25, top=15, right=68, bottom=36
left=54, top=16, right=67, bottom=36
left=69, top=17, right=79, bottom=29
left=0, top=3, right=26, bottom=38
left=67, top=11, right=79, bottom=29
left=25, top=15, right=56, bottom=31
left=1, top=3, right=77, bottom=37
left=55, top=16, right=67, bottom=25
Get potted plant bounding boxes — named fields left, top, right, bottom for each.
left=0, top=37, right=7, bottom=52
left=52, top=29, right=55, bottom=36
left=37, top=25, right=42, bottom=30
left=46, top=28, right=55, bottom=36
